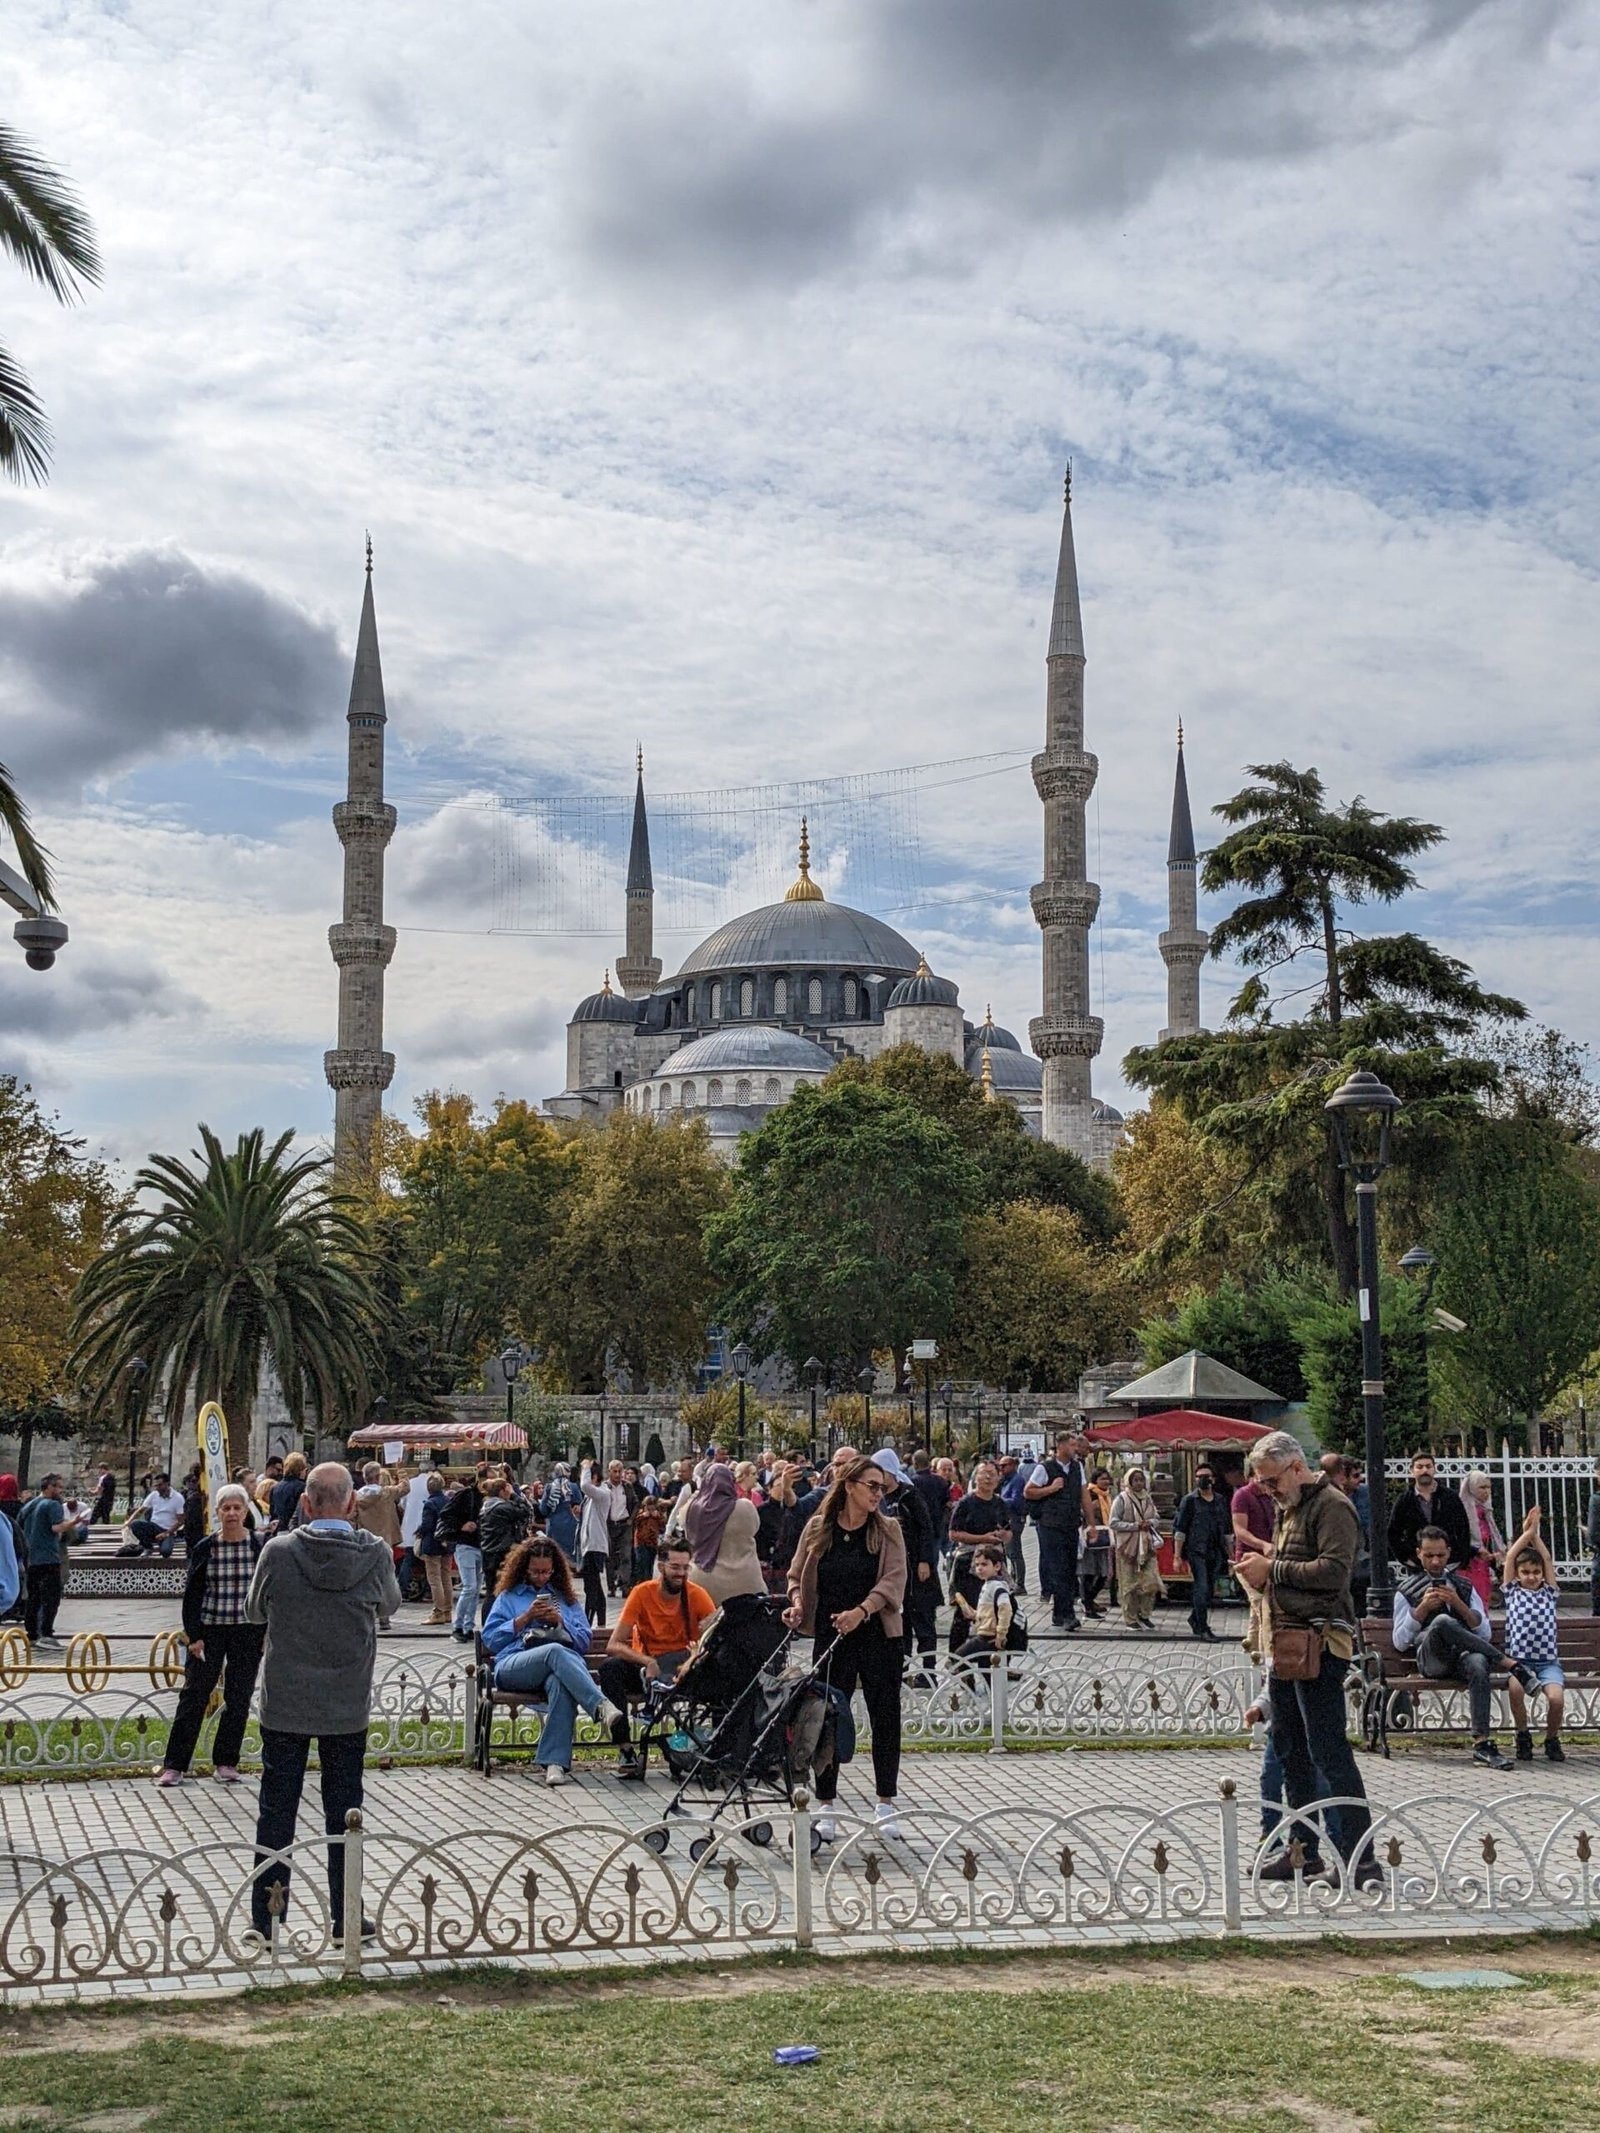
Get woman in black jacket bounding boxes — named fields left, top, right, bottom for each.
left=477, top=1476, right=533, bottom=1626
left=155, top=1485, right=265, bottom=1787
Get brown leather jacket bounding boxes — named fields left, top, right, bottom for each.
left=1269, top=1473, right=1358, bottom=1629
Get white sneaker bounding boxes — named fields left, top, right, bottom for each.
left=874, top=1803, right=903, bottom=1840
left=544, top=1765, right=571, bottom=1787
left=596, top=1697, right=627, bottom=1738
left=813, top=1813, right=836, bottom=1842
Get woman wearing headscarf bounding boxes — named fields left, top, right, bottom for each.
left=785, top=1453, right=909, bottom=1840
left=1460, top=1469, right=1505, bottom=1610
left=683, top=1462, right=766, bottom=1607
left=1110, top=1467, right=1163, bottom=1632
left=540, top=1463, right=582, bottom=1562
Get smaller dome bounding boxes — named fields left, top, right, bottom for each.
left=964, top=1006, right=1021, bottom=1062
left=573, top=971, right=639, bottom=1024
left=652, top=1026, right=836, bottom=1076
left=972, top=1047, right=1044, bottom=1093
left=887, top=954, right=959, bottom=1011
left=1092, top=1098, right=1125, bottom=1124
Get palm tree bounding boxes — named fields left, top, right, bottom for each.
left=0, top=760, right=53, bottom=907
left=70, top=1127, right=381, bottom=1460
left=0, top=122, right=101, bottom=485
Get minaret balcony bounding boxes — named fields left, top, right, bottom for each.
left=333, top=798, right=397, bottom=846
left=1029, top=1011, right=1104, bottom=1061
left=323, top=1048, right=395, bottom=1091
left=329, top=922, right=397, bottom=967
left=1158, top=928, right=1209, bottom=964
left=1031, top=882, right=1101, bottom=931
left=615, top=955, right=662, bottom=997
left=1030, top=749, right=1098, bottom=806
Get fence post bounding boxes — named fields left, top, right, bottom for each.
left=462, top=1660, right=478, bottom=1770
left=1500, top=1437, right=1515, bottom=1555
left=790, top=1791, right=813, bottom=1950
left=989, top=1660, right=1008, bottom=1756
left=1219, top=1780, right=1241, bottom=1935
left=342, top=1809, right=365, bottom=1977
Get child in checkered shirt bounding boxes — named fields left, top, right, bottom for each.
left=1504, top=1506, right=1565, bottom=1764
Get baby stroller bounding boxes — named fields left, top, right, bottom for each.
left=636, top=1594, right=844, bottom=1857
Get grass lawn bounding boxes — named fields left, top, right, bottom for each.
left=3, top=1937, right=1600, bottom=2131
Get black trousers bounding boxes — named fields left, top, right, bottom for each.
left=1006, top=1514, right=1027, bottom=1593
left=813, top=1623, right=902, bottom=1802
left=25, top=1563, right=62, bottom=1641
left=581, top=1550, right=609, bottom=1625
left=1037, top=1525, right=1081, bottom=1626
left=251, top=1727, right=366, bottom=1935
left=1268, top=1652, right=1372, bottom=1867
left=905, top=1569, right=939, bottom=1660
left=947, top=1557, right=983, bottom=1652
left=165, top=1623, right=264, bottom=1773
left=606, top=1521, right=631, bottom=1593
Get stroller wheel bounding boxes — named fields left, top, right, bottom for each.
left=809, top=1824, right=824, bottom=1856
left=641, top=1827, right=669, bottom=1857
left=688, top=1835, right=712, bottom=1863
left=747, top=1819, right=773, bottom=1848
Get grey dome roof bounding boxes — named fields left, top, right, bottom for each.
left=651, top=1026, right=837, bottom=1076
left=573, top=981, right=639, bottom=1025
left=964, top=1020, right=1021, bottom=1057
left=1093, top=1098, right=1125, bottom=1124
left=674, top=897, right=919, bottom=978
left=972, top=1047, right=1043, bottom=1093
left=887, top=964, right=960, bottom=1010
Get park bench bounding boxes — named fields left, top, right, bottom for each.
left=471, top=1635, right=646, bottom=1776
left=1359, top=1614, right=1600, bottom=1756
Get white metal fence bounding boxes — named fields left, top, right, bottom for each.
left=1384, top=1454, right=1598, bottom=1581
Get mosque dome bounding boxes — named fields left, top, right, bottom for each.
left=653, top=1026, right=836, bottom=1076
left=974, top=1046, right=1044, bottom=1093
left=964, top=1009, right=1021, bottom=1065
left=886, top=955, right=960, bottom=1010
left=672, top=818, right=919, bottom=980
left=572, top=972, right=639, bottom=1024
left=1092, top=1098, right=1125, bottom=1125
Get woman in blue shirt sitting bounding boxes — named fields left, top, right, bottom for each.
left=481, top=1536, right=625, bottom=1787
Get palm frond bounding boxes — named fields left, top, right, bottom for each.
left=0, top=125, right=101, bottom=301
left=0, top=753, right=55, bottom=905
left=0, top=339, right=52, bottom=487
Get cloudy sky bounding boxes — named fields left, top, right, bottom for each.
left=3, top=0, right=1596, bottom=1172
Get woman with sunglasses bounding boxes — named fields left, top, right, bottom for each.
left=481, top=1537, right=625, bottom=1787
left=785, top=1453, right=908, bottom=1841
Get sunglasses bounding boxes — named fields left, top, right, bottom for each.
left=854, top=1478, right=886, bottom=1494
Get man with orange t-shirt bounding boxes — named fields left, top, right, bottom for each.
left=599, top=1540, right=716, bottom=1776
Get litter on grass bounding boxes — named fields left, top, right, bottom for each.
left=773, top=2046, right=821, bottom=2065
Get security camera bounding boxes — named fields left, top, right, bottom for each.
left=13, top=915, right=68, bottom=970
left=1432, top=1307, right=1466, bottom=1335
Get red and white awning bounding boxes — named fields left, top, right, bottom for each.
left=346, top=1420, right=528, bottom=1451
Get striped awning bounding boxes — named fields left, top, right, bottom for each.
left=346, top=1420, right=528, bottom=1450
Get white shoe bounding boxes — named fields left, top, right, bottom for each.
left=544, top=1765, right=571, bottom=1787
left=596, top=1697, right=627, bottom=1737
left=874, top=1803, right=903, bottom=1840
left=813, top=1813, right=836, bottom=1842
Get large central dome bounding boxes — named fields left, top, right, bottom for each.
left=674, top=894, right=920, bottom=979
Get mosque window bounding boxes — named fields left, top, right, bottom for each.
left=681, top=1082, right=696, bottom=1107
left=764, top=1076, right=781, bottom=1102
left=613, top=1070, right=623, bottom=1088
left=735, top=1077, right=752, bottom=1105
left=740, top=977, right=754, bottom=1017
left=807, top=977, right=822, bottom=1015
left=773, top=976, right=788, bottom=1016
left=843, top=977, right=857, bottom=1015
left=710, top=981, right=722, bottom=1019
left=685, top=985, right=696, bottom=1021
left=656, top=1085, right=669, bottom=1108
left=707, top=1078, right=723, bottom=1104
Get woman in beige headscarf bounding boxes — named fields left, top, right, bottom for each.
left=1459, top=1469, right=1505, bottom=1611
left=1109, top=1467, right=1163, bottom=1632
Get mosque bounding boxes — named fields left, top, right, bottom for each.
left=324, top=482, right=1207, bottom=1174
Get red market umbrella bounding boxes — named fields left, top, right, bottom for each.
left=346, top=1420, right=528, bottom=1450
left=1085, top=1409, right=1275, bottom=1454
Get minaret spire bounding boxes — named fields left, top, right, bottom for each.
left=324, top=543, right=397, bottom=1170
left=1028, top=467, right=1104, bottom=1163
left=616, top=748, right=661, bottom=997
left=1159, top=723, right=1207, bottom=1039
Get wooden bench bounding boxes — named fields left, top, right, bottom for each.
left=1359, top=1614, right=1600, bottom=1756
left=471, top=1636, right=648, bottom=1776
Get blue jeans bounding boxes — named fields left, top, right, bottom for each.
left=1268, top=1651, right=1371, bottom=1867
left=493, top=1643, right=603, bottom=1768
left=128, top=1519, right=176, bottom=1557
left=1188, top=1555, right=1220, bottom=1633
left=452, top=1546, right=482, bottom=1635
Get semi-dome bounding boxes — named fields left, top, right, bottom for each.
left=652, top=1026, right=837, bottom=1076
left=973, top=1045, right=1043, bottom=1092
left=887, top=955, right=960, bottom=1010
left=572, top=972, right=639, bottom=1024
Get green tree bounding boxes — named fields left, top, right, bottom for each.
left=69, top=1126, right=380, bottom=1455
left=1110, top=1099, right=1260, bottom=1305
left=1126, top=763, right=1522, bottom=1294
left=0, top=1075, right=120, bottom=1414
left=1138, top=1274, right=1310, bottom=1403
left=840, top=1045, right=1120, bottom=1239
left=1486, top=1024, right=1600, bottom=1147
left=1429, top=1120, right=1600, bottom=1439
left=525, top=1111, right=729, bottom=1393
left=1295, top=1275, right=1432, bottom=1457
left=707, top=1079, right=980, bottom=1376
left=0, top=123, right=100, bottom=487
left=945, top=1203, right=1135, bottom=1392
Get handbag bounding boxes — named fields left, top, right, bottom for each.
left=1270, top=1615, right=1324, bottom=1682
left=519, top=1619, right=576, bottom=1652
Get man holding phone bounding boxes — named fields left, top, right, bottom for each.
left=599, top=1541, right=716, bottom=1775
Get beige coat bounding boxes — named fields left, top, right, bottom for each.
left=687, top=1496, right=767, bottom=1607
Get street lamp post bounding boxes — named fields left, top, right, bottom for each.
left=971, top=1382, right=986, bottom=1458
left=938, top=1378, right=953, bottom=1456
left=803, top=1357, right=824, bottom=1463
left=731, top=1343, right=752, bottom=1462
left=856, top=1364, right=875, bottom=1441
left=1001, top=1394, right=1013, bottom=1458
left=1325, top=1068, right=1403, bottom=1621
left=123, top=1357, right=150, bottom=1518
left=1398, top=1244, right=1437, bottom=1447
left=499, top=1340, right=532, bottom=1439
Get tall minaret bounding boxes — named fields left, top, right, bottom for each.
left=1028, top=469, right=1103, bottom=1160
left=1159, top=723, right=1208, bottom=1040
left=324, top=539, right=396, bottom=1170
left=615, top=746, right=661, bottom=998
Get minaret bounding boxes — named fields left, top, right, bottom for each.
left=1028, top=469, right=1103, bottom=1160
left=1159, top=723, right=1208, bottom=1040
left=324, top=539, right=396, bottom=1170
left=615, top=747, right=661, bottom=997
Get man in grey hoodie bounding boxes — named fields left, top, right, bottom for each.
left=247, top=1462, right=400, bottom=1939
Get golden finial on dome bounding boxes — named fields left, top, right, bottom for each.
left=980, top=1046, right=995, bottom=1100
left=915, top=952, right=930, bottom=978
left=601, top=968, right=613, bottom=995
left=784, top=816, right=824, bottom=903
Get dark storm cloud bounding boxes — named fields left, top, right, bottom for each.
left=0, top=548, right=347, bottom=793
left=574, top=0, right=1508, bottom=286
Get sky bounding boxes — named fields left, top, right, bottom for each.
left=2, top=0, right=1597, bottom=1174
